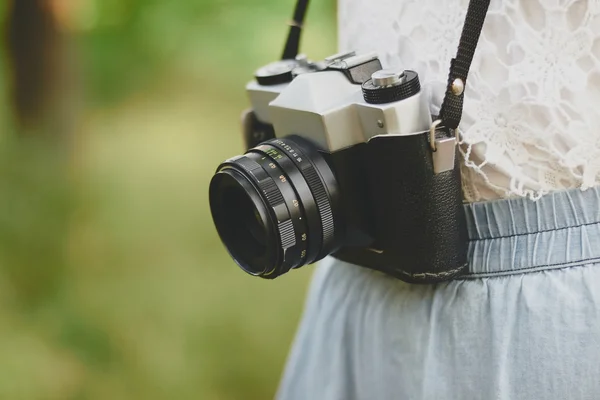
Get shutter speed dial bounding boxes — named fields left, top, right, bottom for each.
left=362, top=68, right=421, bottom=104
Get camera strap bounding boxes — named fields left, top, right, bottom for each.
left=438, top=0, right=491, bottom=130
left=282, top=0, right=310, bottom=60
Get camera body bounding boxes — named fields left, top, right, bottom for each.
left=210, top=51, right=468, bottom=283
left=244, top=51, right=431, bottom=245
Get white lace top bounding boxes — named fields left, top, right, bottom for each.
left=339, top=0, right=600, bottom=202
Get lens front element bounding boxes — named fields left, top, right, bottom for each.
left=209, top=169, right=277, bottom=276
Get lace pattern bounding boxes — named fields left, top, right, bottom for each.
left=339, top=0, right=600, bottom=201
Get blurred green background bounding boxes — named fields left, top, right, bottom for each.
left=0, top=1, right=336, bottom=399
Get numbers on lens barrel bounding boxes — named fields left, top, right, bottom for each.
left=301, top=233, right=307, bottom=242
left=301, top=250, right=306, bottom=259
left=265, top=148, right=283, bottom=160
left=279, top=175, right=287, bottom=183
left=292, top=199, right=299, bottom=207
left=273, top=140, right=303, bottom=163
left=269, top=163, right=276, bottom=169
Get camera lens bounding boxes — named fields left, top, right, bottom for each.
left=209, top=136, right=341, bottom=279
left=246, top=209, right=266, bottom=246
left=210, top=170, right=276, bottom=275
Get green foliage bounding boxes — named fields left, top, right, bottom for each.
left=79, top=0, right=336, bottom=104
left=0, top=0, right=336, bottom=399
left=0, top=141, right=71, bottom=309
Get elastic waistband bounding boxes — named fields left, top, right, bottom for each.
left=463, top=187, right=600, bottom=277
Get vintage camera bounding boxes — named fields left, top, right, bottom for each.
left=208, top=51, right=469, bottom=283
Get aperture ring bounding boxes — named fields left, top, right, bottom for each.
left=230, top=155, right=285, bottom=210
left=258, top=178, right=284, bottom=207
left=251, top=145, right=321, bottom=265
left=268, top=138, right=336, bottom=258
left=245, top=151, right=310, bottom=274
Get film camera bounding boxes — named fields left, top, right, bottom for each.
left=208, top=51, right=467, bottom=282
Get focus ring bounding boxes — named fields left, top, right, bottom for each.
left=301, top=163, right=335, bottom=245
left=278, top=220, right=296, bottom=249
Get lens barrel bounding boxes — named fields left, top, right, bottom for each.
left=209, top=136, right=341, bottom=279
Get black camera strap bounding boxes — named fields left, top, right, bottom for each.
left=438, top=0, right=491, bottom=130
left=281, top=0, right=310, bottom=60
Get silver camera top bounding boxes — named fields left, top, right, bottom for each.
left=247, top=51, right=432, bottom=153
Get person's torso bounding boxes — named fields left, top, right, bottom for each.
left=339, top=0, right=600, bottom=201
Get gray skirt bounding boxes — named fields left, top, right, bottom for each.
left=277, top=187, right=600, bottom=400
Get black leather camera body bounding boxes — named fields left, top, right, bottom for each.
left=209, top=51, right=469, bottom=283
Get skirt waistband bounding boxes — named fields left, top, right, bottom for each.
left=463, top=186, right=600, bottom=278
